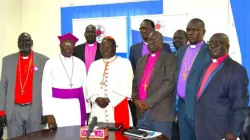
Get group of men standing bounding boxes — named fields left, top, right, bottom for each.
left=0, top=17, right=249, bottom=140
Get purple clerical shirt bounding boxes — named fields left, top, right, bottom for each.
left=177, top=41, right=203, bottom=99
left=141, top=42, right=150, bottom=56
left=139, top=51, right=160, bottom=101
left=85, top=42, right=97, bottom=73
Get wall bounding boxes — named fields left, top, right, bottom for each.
left=0, top=0, right=23, bottom=74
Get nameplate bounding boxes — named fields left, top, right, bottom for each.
left=80, top=126, right=108, bottom=140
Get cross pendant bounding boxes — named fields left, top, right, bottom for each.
left=143, top=83, right=148, bottom=91
left=100, top=81, right=105, bottom=89
left=20, top=89, right=25, bottom=95
left=182, top=72, right=187, bottom=80
left=69, top=83, right=73, bottom=88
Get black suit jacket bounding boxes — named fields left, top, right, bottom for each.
left=73, top=42, right=102, bottom=62
left=195, top=57, right=249, bottom=140
left=132, top=51, right=177, bottom=122
left=129, top=42, right=172, bottom=73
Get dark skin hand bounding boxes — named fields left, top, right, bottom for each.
left=95, top=97, right=109, bottom=108
left=0, top=115, right=7, bottom=127
left=47, top=115, right=57, bottom=129
left=225, top=132, right=237, bottom=140
left=41, top=115, right=47, bottom=125
left=134, top=98, right=149, bottom=113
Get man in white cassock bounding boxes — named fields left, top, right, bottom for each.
left=87, top=36, right=133, bottom=128
left=42, top=33, right=91, bottom=128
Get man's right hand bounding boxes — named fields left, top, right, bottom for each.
left=95, top=97, right=109, bottom=108
left=47, top=115, right=57, bottom=129
left=134, top=99, right=148, bottom=113
left=0, top=115, right=7, bottom=127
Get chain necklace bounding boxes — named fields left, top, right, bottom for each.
left=19, top=55, right=33, bottom=95
left=182, top=47, right=199, bottom=80
left=100, top=56, right=117, bottom=89
left=59, top=55, right=74, bottom=88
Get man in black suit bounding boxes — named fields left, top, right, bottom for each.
left=195, top=33, right=249, bottom=140
left=73, top=24, right=102, bottom=73
left=129, top=19, right=171, bottom=126
left=129, top=19, right=172, bottom=73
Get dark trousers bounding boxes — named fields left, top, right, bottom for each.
left=171, top=122, right=180, bottom=140
left=128, top=100, right=137, bottom=126
left=178, top=99, right=196, bottom=140
left=0, top=126, right=3, bottom=139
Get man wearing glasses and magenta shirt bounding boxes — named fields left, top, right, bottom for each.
left=129, top=19, right=172, bottom=127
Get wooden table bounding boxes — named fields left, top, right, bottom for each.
left=12, top=126, right=163, bottom=140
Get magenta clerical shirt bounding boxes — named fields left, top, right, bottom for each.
left=177, top=41, right=203, bottom=99
left=138, top=51, right=160, bottom=101
left=84, top=42, right=97, bottom=73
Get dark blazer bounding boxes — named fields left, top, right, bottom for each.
left=176, top=42, right=211, bottom=120
left=129, top=42, right=172, bottom=73
left=132, top=51, right=177, bottom=122
left=195, top=57, right=249, bottom=140
left=0, top=126, right=3, bottom=139
left=73, top=42, right=102, bottom=62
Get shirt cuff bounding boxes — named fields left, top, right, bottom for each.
left=0, top=110, right=6, bottom=116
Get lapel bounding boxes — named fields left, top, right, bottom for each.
left=149, top=51, right=165, bottom=85
left=198, top=60, right=226, bottom=100
left=95, top=43, right=101, bottom=60
left=137, top=42, right=143, bottom=58
left=82, top=43, right=86, bottom=62
left=136, top=54, right=148, bottom=88
left=33, top=52, right=41, bottom=91
left=9, top=53, right=19, bottom=84
left=188, top=42, right=209, bottom=77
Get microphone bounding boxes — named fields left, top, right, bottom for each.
left=86, top=116, right=98, bottom=140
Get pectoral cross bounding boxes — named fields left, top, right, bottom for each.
left=69, top=83, right=73, bottom=88
left=182, top=72, right=187, bottom=80
left=20, top=89, right=25, bottom=95
left=143, top=83, right=148, bottom=91
left=100, top=81, right=105, bottom=89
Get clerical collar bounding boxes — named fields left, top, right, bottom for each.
left=60, top=54, right=72, bottom=60
left=103, top=55, right=117, bottom=62
left=87, top=42, right=96, bottom=47
left=150, top=51, right=160, bottom=57
left=20, top=51, right=33, bottom=59
left=189, top=40, right=204, bottom=49
left=143, top=42, right=148, bottom=45
left=212, top=54, right=229, bottom=63
left=22, top=56, right=29, bottom=59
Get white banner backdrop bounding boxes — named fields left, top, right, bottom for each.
left=72, top=16, right=128, bottom=53
left=130, top=14, right=242, bottom=64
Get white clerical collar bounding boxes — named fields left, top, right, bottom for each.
left=103, top=55, right=117, bottom=62
left=190, top=45, right=196, bottom=48
left=88, top=43, right=94, bottom=47
left=212, top=59, right=217, bottom=63
left=151, top=53, right=156, bottom=57
left=22, top=56, right=29, bottom=59
left=143, top=42, right=148, bottom=45
left=60, top=54, right=72, bottom=60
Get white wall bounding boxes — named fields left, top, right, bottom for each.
left=0, top=0, right=22, bottom=75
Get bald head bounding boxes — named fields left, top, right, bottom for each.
left=18, top=32, right=33, bottom=53
left=208, top=33, right=230, bottom=59
left=147, top=31, right=163, bottom=53
left=84, top=24, right=97, bottom=43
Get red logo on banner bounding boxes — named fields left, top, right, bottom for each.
left=154, top=20, right=165, bottom=33
left=96, top=25, right=106, bottom=43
